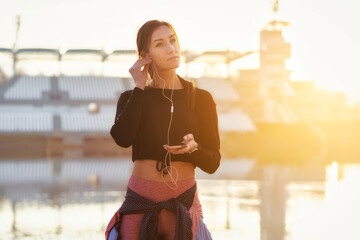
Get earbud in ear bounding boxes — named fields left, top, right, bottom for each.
left=140, top=51, right=150, bottom=59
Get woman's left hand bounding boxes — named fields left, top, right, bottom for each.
left=163, top=133, right=198, bottom=155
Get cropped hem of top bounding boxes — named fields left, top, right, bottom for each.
left=110, top=75, right=221, bottom=174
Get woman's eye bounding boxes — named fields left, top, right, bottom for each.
left=156, top=43, right=163, bottom=47
left=170, top=38, right=176, bottom=43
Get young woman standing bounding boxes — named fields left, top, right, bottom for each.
left=106, top=20, right=220, bottom=240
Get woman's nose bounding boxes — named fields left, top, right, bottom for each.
left=167, top=43, right=175, bottom=53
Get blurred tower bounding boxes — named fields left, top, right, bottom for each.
left=258, top=0, right=296, bottom=122
left=12, top=15, right=21, bottom=76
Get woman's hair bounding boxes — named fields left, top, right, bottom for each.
left=136, top=20, right=196, bottom=109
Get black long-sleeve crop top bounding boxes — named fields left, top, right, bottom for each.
left=110, top=76, right=221, bottom=174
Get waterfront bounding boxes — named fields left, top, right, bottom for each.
left=1, top=159, right=359, bottom=239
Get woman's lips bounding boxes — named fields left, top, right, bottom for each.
left=167, top=56, right=179, bottom=61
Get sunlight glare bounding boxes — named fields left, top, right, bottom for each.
left=325, top=161, right=339, bottom=200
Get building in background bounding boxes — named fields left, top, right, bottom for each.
left=0, top=70, right=256, bottom=159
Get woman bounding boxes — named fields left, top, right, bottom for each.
left=105, top=20, right=220, bottom=240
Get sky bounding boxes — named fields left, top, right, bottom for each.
left=0, top=0, right=359, bottom=104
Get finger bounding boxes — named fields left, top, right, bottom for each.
left=167, top=148, right=178, bottom=154
left=133, top=58, right=152, bottom=70
left=177, top=146, right=191, bottom=154
left=138, top=57, right=152, bottom=65
left=183, top=134, right=193, bottom=142
left=140, top=60, right=152, bottom=72
left=142, top=62, right=151, bottom=73
left=163, top=145, right=173, bottom=153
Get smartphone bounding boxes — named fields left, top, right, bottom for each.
left=166, top=142, right=187, bottom=150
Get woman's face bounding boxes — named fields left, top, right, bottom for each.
left=147, top=25, right=181, bottom=71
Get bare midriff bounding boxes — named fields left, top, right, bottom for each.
left=132, top=159, right=196, bottom=182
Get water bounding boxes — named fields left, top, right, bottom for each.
left=1, top=159, right=360, bottom=240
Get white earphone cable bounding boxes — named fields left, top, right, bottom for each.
left=152, top=63, right=178, bottom=190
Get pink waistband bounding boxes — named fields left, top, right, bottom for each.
left=127, top=175, right=197, bottom=202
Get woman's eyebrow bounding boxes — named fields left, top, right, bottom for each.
left=152, top=34, right=175, bottom=43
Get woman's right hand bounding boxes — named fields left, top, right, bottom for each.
left=128, top=57, right=152, bottom=90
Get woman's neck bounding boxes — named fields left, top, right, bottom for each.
left=150, top=70, right=183, bottom=89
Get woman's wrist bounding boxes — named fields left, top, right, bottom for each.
left=135, top=82, right=146, bottom=90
